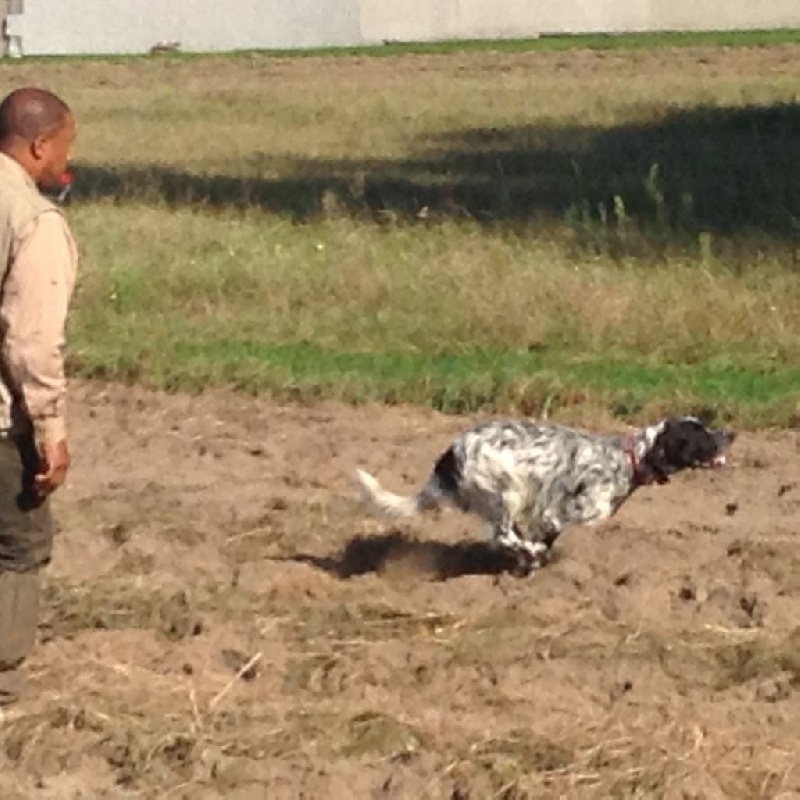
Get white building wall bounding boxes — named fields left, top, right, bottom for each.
left=360, top=0, right=543, bottom=43
left=16, top=0, right=361, bottom=56
left=532, top=0, right=651, bottom=34
left=7, top=0, right=800, bottom=56
left=360, top=0, right=800, bottom=43
left=650, top=0, right=800, bottom=32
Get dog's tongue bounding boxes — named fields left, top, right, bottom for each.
left=711, top=454, right=727, bottom=467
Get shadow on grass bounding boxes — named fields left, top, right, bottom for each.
left=73, top=103, right=800, bottom=246
left=282, top=531, right=526, bottom=581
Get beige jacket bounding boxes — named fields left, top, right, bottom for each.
left=0, top=153, right=78, bottom=445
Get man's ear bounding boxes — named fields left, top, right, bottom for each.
left=30, top=134, right=48, bottom=161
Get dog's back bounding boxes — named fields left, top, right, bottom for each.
left=450, top=420, right=621, bottom=490
left=356, top=420, right=615, bottom=521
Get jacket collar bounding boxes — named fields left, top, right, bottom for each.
left=0, top=151, right=38, bottom=191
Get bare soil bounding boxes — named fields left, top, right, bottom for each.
left=1, top=382, right=798, bottom=799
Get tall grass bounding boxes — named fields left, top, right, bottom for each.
left=2, top=42, right=797, bottom=423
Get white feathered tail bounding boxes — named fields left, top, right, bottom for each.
left=354, top=468, right=442, bottom=519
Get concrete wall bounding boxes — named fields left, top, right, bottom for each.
left=532, top=0, right=651, bottom=35
left=16, top=0, right=361, bottom=55
left=361, top=0, right=800, bottom=43
left=650, top=0, right=800, bottom=33
left=7, top=0, right=800, bottom=56
left=360, top=0, right=546, bottom=43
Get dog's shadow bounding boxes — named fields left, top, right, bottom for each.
left=282, top=531, right=529, bottom=581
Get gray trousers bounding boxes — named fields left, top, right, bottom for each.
left=0, top=434, right=54, bottom=705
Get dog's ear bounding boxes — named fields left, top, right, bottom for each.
left=639, top=439, right=671, bottom=485
left=639, top=418, right=689, bottom=484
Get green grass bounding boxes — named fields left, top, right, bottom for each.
left=11, top=45, right=797, bottom=427
left=263, top=28, right=800, bottom=58
left=70, top=334, right=800, bottom=424
left=20, top=28, right=800, bottom=64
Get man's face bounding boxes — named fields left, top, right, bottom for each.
left=33, top=112, right=76, bottom=190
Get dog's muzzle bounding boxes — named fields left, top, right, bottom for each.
left=706, top=430, right=736, bottom=468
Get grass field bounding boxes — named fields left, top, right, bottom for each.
left=4, top=35, right=800, bottom=425
left=0, top=36, right=799, bottom=800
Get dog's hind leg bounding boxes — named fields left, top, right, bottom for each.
left=487, top=491, right=550, bottom=575
left=493, top=524, right=525, bottom=550
left=491, top=524, right=548, bottom=576
left=507, top=512, right=562, bottom=573
left=492, top=488, right=527, bottom=550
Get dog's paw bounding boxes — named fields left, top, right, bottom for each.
left=511, top=544, right=549, bottom=577
left=511, top=552, right=535, bottom=577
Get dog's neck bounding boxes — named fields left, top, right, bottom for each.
left=623, top=425, right=669, bottom=488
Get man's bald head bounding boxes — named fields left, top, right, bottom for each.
left=0, top=87, right=71, bottom=144
left=0, top=87, right=75, bottom=190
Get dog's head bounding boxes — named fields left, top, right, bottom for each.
left=638, top=417, right=735, bottom=485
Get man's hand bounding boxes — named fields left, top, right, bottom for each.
left=34, top=439, right=70, bottom=497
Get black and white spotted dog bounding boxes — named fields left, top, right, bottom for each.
left=355, top=416, right=734, bottom=574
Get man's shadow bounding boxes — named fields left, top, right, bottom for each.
left=280, top=530, right=530, bottom=581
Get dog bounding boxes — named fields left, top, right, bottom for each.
left=355, top=416, right=734, bottom=575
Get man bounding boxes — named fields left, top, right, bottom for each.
left=0, top=88, right=78, bottom=706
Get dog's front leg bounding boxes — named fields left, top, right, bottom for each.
left=538, top=513, right=564, bottom=550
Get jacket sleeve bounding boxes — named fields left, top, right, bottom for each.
left=0, top=210, right=78, bottom=445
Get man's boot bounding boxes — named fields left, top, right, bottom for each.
left=0, top=568, right=40, bottom=706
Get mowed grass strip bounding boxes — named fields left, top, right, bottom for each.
left=70, top=336, right=800, bottom=426
left=20, top=28, right=800, bottom=63
left=4, top=44, right=795, bottom=424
